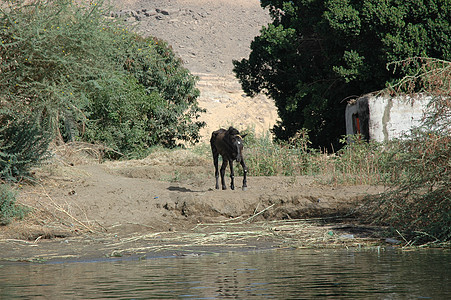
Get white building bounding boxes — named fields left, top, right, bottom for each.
left=345, top=95, right=430, bottom=142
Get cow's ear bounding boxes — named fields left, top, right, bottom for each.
left=241, top=133, right=247, bottom=139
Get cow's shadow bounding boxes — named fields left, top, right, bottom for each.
left=167, top=186, right=196, bottom=193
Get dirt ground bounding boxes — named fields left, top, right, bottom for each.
left=0, top=0, right=390, bottom=262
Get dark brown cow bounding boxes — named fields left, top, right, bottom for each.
left=210, top=127, right=248, bottom=191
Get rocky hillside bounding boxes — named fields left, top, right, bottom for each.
left=111, top=0, right=271, bottom=75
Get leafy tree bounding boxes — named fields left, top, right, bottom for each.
left=233, top=0, right=451, bottom=150
left=0, top=0, right=205, bottom=158
left=84, top=35, right=205, bottom=157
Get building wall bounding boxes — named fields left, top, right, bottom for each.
left=345, top=95, right=430, bottom=142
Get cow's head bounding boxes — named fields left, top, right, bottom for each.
left=227, top=127, right=247, bottom=162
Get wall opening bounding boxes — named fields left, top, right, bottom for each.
left=352, top=113, right=361, bottom=134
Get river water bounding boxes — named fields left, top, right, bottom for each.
left=0, top=248, right=449, bottom=299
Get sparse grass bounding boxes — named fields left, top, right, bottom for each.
left=237, top=128, right=390, bottom=186
left=190, top=127, right=390, bottom=185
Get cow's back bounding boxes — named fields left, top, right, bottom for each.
left=210, top=128, right=231, bottom=158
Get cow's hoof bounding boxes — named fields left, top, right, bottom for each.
left=242, top=186, right=248, bottom=191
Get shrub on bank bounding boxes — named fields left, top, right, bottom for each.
left=0, top=184, right=29, bottom=225
left=369, top=124, right=450, bottom=245
left=0, top=117, right=51, bottom=182
left=365, top=58, right=451, bottom=245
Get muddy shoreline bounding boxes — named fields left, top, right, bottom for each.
left=1, top=210, right=390, bottom=264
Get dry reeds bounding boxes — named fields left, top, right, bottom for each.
left=96, top=218, right=382, bottom=258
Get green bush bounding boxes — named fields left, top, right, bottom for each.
left=0, top=184, right=29, bottom=225
left=83, top=74, right=158, bottom=159
left=0, top=0, right=204, bottom=158
left=0, top=0, right=110, bottom=135
left=107, top=34, right=205, bottom=149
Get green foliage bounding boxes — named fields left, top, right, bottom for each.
left=117, top=35, right=205, bottom=148
left=82, top=74, right=154, bottom=158
left=0, top=184, right=29, bottom=225
left=234, top=0, right=451, bottom=150
left=0, top=0, right=205, bottom=158
left=0, top=117, right=50, bottom=182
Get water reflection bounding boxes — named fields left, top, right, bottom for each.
left=1, top=248, right=449, bottom=299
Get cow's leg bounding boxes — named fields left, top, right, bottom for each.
left=213, top=152, right=220, bottom=189
left=220, top=159, right=228, bottom=190
left=229, top=160, right=235, bottom=190
left=240, top=159, right=248, bottom=191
